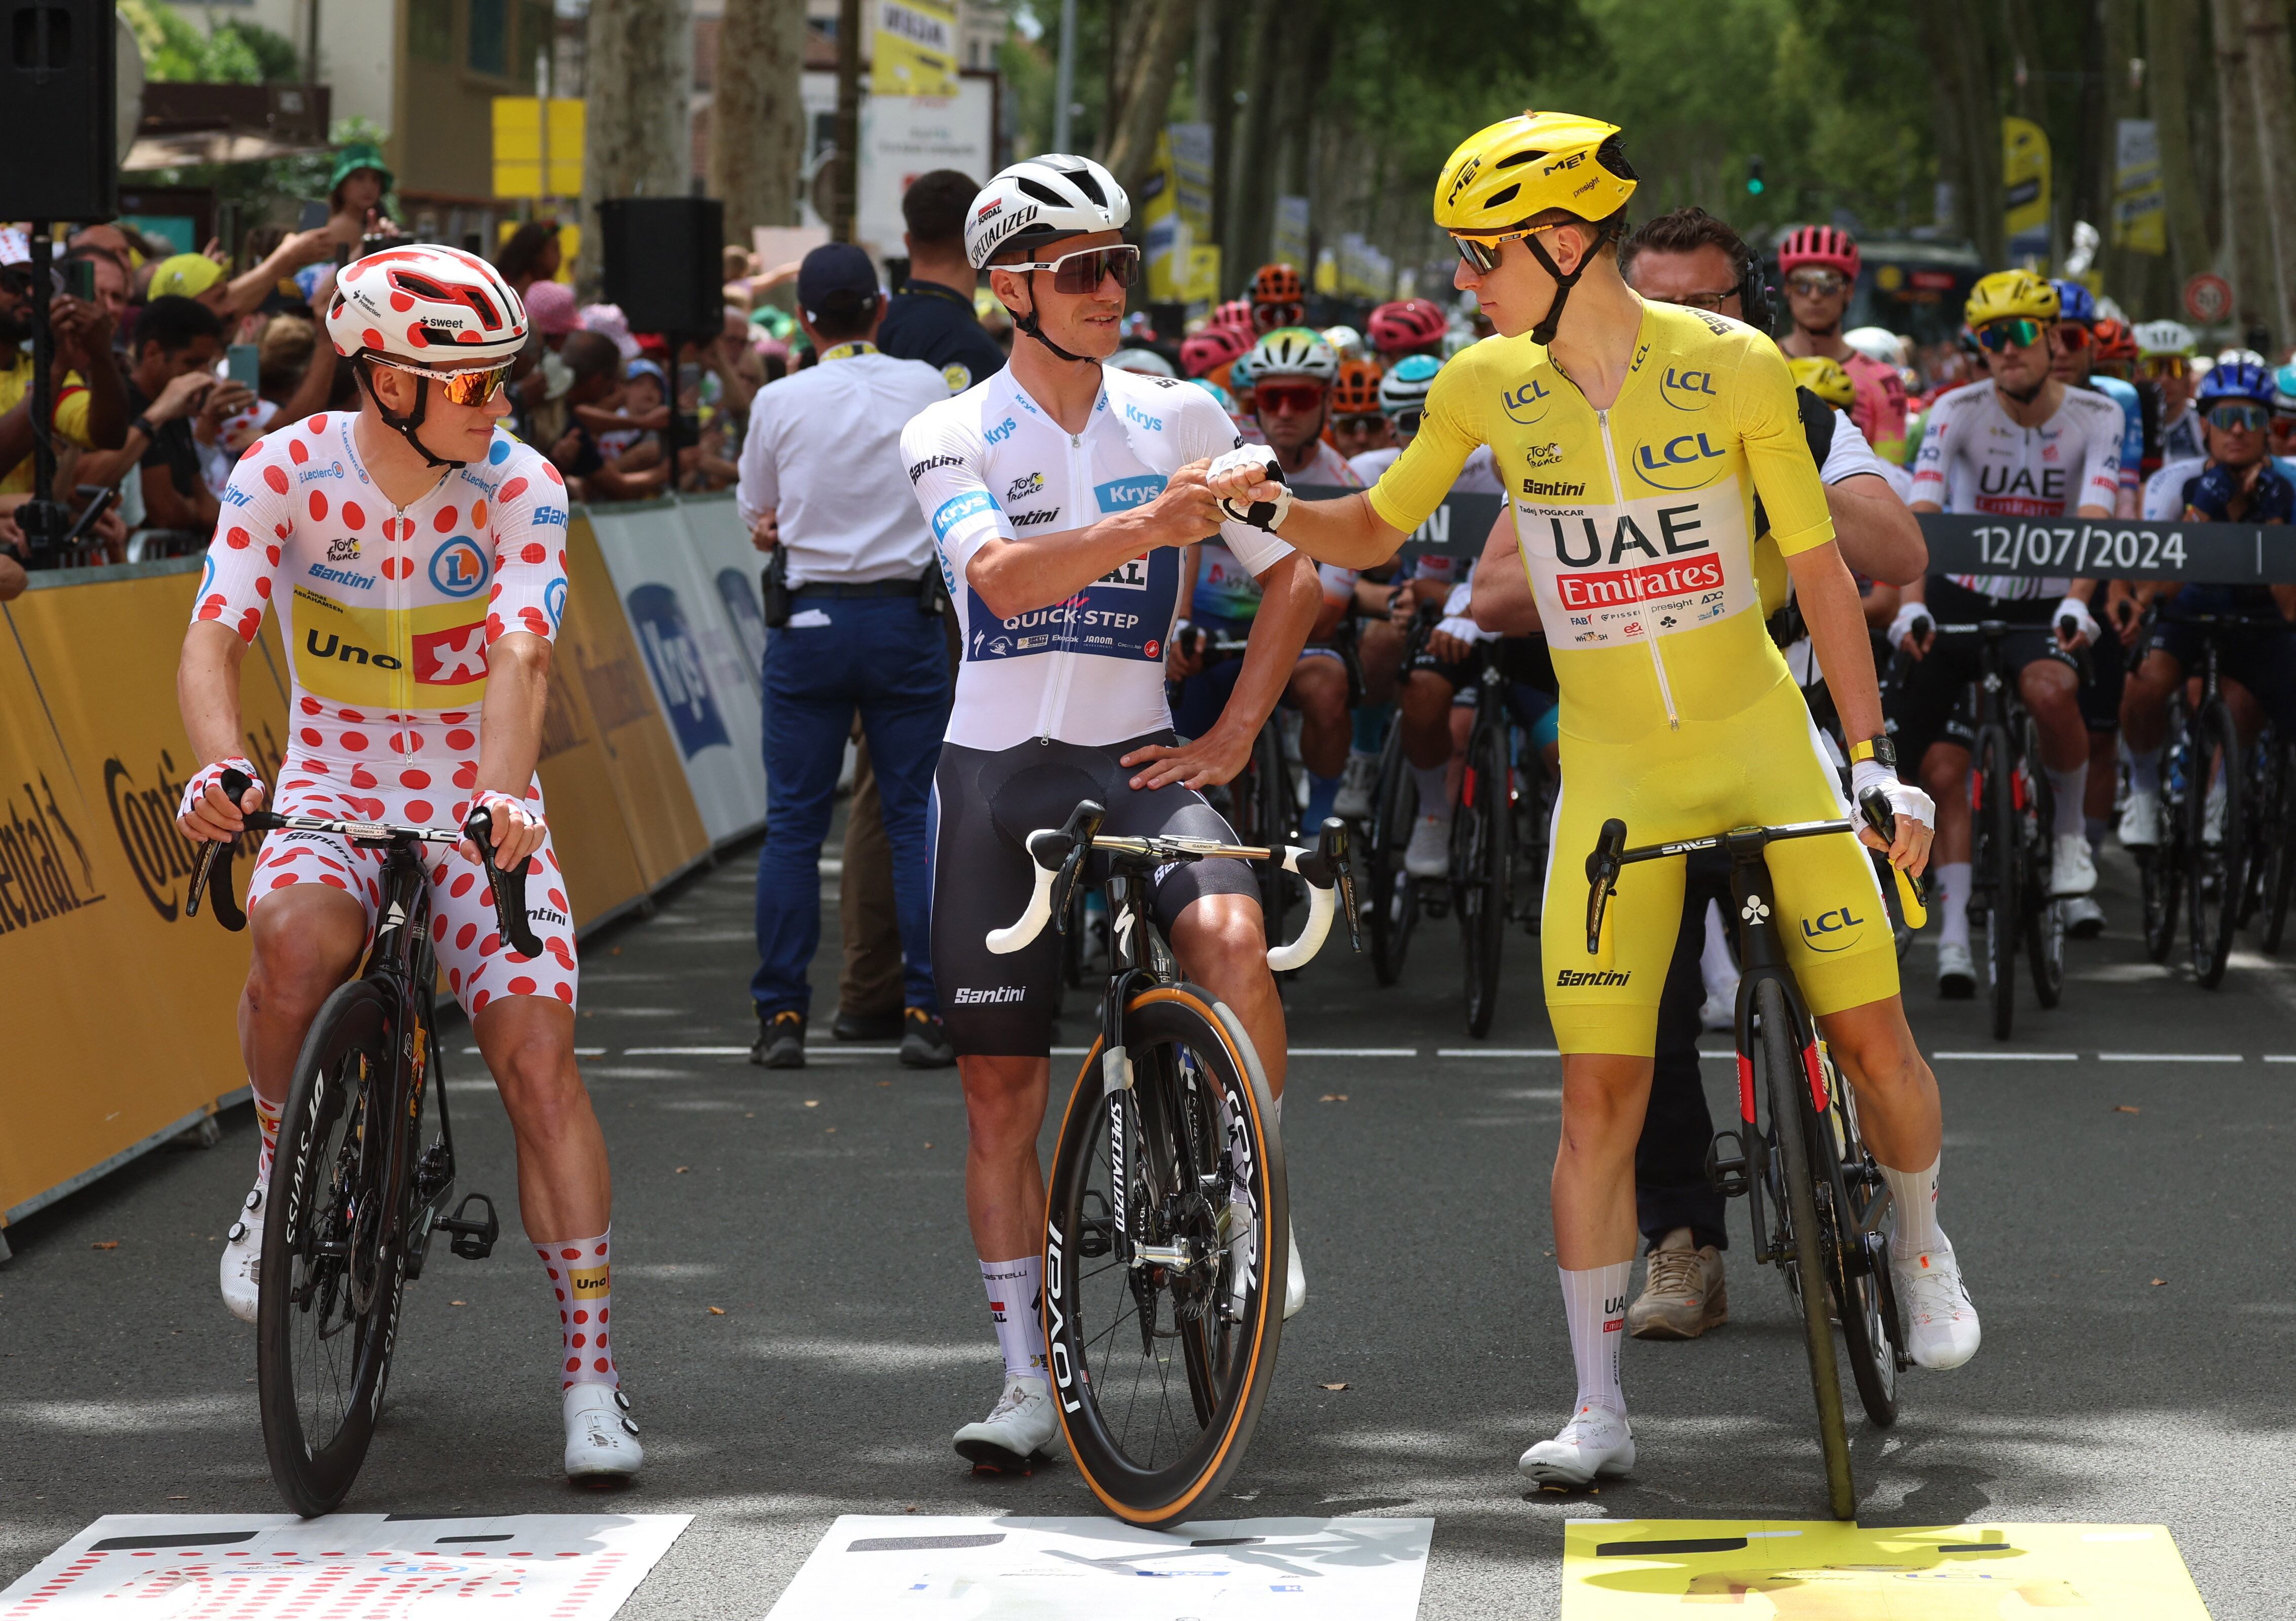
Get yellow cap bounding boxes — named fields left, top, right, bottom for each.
left=1787, top=355, right=1856, bottom=410
left=1433, top=111, right=1637, bottom=236
left=149, top=252, right=225, bottom=301
left=1964, top=269, right=2058, bottom=327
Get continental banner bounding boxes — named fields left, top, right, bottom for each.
left=0, top=560, right=289, bottom=1225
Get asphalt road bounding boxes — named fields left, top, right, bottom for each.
left=4, top=837, right=2292, bottom=1617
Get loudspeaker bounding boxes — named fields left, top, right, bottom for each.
left=598, top=197, right=724, bottom=336
left=0, top=1, right=117, bottom=220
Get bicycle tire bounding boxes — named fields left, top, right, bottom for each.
left=2188, top=700, right=2244, bottom=988
left=1971, top=726, right=2018, bottom=1040
left=2143, top=702, right=2189, bottom=963
left=1754, top=979, right=1855, bottom=1520
left=1365, top=720, right=1418, bottom=986
left=2019, top=718, right=2065, bottom=1009
left=1249, top=723, right=1294, bottom=951
left=258, top=978, right=406, bottom=1516
left=1811, top=1061, right=1899, bottom=1429
left=1456, top=717, right=1510, bottom=1038
left=1043, top=986, right=1286, bottom=1527
left=2266, top=740, right=2296, bottom=953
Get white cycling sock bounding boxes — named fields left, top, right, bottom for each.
left=2128, top=745, right=2163, bottom=795
left=1934, top=862, right=1972, bottom=950
left=1699, top=900, right=1738, bottom=1001
left=1880, top=1155, right=1948, bottom=1260
left=253, top=1089, right=282, bottom=1184
left=538, top=1228, right=619, bottom=1391
left=981, top=1257, right=1047, bottom=1383
left=2045, top=764, right=2087, bottom=836
left=1410, top=761, right=1450, bottom=816
left=1559, top=1261, right=1631, bottom=1418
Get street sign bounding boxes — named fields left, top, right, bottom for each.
left=2183, top=272, right=2233, bottom=324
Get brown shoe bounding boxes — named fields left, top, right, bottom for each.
left=1625, top=1228, right=1728, bottom=1340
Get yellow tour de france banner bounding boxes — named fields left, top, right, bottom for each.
left=872, top=0, right=959, bottom=99
left=2003, top=115, right=2052, bottom=262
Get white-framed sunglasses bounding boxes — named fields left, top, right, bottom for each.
left=998, top=243, right=1142, bottom=294
left=371, top=354, right=517, bottom=406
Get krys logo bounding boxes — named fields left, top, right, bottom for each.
left=1659, top=365, right=1718, bottom=411
left=430, top=535, right=491, bottom=598
left=1096, top=474, right=1165, bottom=513
left=1635, top=432, right=1727, bottom=491
left=1501, top=378, right=1552, bottom=425
left=1800, top=903, right=1866, bottom=952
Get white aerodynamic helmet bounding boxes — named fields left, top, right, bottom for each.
left=965, top=153, right=1131, bottom=270
left=1321, top=324, right=1365, bottom=361
left=1842, top=325, right=1904, bottom=367
left=326, top=243, right=527, bottom=366
left=2132, top=319, right=2197, bottom=359
left=1247, top=326, right=1339, bottom=383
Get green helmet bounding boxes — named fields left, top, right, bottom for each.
left=1247, top=326, right=1338, bottom=383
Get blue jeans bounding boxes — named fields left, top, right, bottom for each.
left=751, top=594, right=949, bottom=1017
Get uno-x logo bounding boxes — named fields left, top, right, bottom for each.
left=1659, top=366, right=1718, bottom=410
left=429, top=536, right=491, bottom=598
left=1801, top=904, right=1865, bottom=952
left=1501, top=378, right=1552, bottom=424
left=1636, top=432, right=1727, bottom=490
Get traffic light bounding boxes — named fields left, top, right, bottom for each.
left=1746, top=156, right=1766, bottom=197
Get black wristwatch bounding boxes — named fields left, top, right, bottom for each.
left=129, top=414, right=157, bottom=442
left=1848, top=734, right=1896, bottom=772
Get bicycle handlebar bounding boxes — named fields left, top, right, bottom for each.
left=185, top=768, right=546, bottom=960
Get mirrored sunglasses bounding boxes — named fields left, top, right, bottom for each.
left=2205, top=402, right=2271, bottom=432
left=1975, top=318, right=2048, bottom=353
left=1001, top=243, right=1141, bottom=295
left=2139, top=356, right=2191, bottom=381
left=1786, top=268, right=1847, bottom=296
left=1255, top=382, right=1326, bottom=415
left=386, top=357, right=517, bottom=406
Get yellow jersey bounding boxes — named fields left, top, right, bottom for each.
left=0, top=351, right=92, bottom=494
left=1366, top=300, right=1835, bottom=744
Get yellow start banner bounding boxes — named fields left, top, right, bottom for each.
left=871, top=0, right=959, bottom=99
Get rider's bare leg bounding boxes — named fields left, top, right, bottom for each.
left=475, top=994, right=611, bottom=1243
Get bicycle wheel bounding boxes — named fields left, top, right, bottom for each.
left=258, top=979, right=407, bottom=1516
left=1753, top=978, right=1855, bottom=1520
left=2018, top=719, right=2065, bottom=1009
left=1970, top=726, right=2019, bottom=1040
left=1043, top=986, right=1287, bottom=1527
left=1810, top=1057, right=1900, bottom=1429
left=1455, top=716, right=1511, bottom=1038
left=2143, top=702, right=2189, bottom=963
left=2265, top=740, right=2296, bottom=953
left=1365, top=721, right=1419, bottom=986
left=1247, top=723, right=1295, bottom=952
left=2187, top=700, right=2245, bottom=988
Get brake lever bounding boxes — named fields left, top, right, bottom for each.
left=1584, top=817, right=1626, bottom=963
left=463, top=803, right=547, bottom=960
left=1294, top=817, right=1362, bottom=953
left=188, top=766, right=258, bottom=931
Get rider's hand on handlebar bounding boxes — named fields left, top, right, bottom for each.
left=1426, top=624, right=1473, bottom=663
left=1887, top=602, right=1934, bottom=660
left=1851, top=762, right=1935, bottom=875
left=175, top=757, right=265, bottom=843
left=2054, top=594, right=2099, bottom=651
left=2104, top=583, right=2143, bottom=644
left=1121, top=726, right=1253, bottom=793
left=463, top=789, right=548, bottom=874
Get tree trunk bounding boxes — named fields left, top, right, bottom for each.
left=579, top=0, right=694, bottom=287
left=2238, top=0, right=2296, bottom=343
left=1202, top=0, right=1235, bottom=249
left=2147, top=0, right=2213, bottom=287
left=1223, top=0, right=1281, bottom=291
left=1923, top=0, right=2006, bottom=262
left=2209, top=0, right=2277, bottom=333
left=1104, top=0, right=1194, bottom=202
left=709, top=0, right=805, bottom=249
left=2097, top=0, right=2150, bottom=300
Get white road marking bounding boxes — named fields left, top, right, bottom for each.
left=2266, top=1055, right=2296, bottom=1064
left=2096, top=1052, right=2243, bottom=1062
left=1295, top=1047, right=1418, bottom=1057
left=624, top=1046, right=753, bottom=1055
left=463, top=1047, right=607, bottom=1056
left=1438, top=1048, right=1560, bottom=1058
left=1931, top=1050, right=2080, bottom=1061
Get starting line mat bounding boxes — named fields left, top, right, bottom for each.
left=1563, top=1520, right=2211, bottom=1617
left=765, top=1515, right=1434, bottom=1619
left=0, top=1513, right=691, bottom=1618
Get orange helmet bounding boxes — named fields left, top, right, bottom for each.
left=1251, top=262, right=1304, bottom=306
left=1330, top=358, right=1383, bottom=415
left=2091, top=316, right=2139, bottom=367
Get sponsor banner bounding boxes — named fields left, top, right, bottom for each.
left=871, top=0, right=959, bottom=99
left=1296, top=483, right=1505, bottom=559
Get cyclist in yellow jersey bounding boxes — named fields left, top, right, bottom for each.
left=1202, top=112, right=1978, bottom=1487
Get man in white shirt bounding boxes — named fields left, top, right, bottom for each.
left=737, top=243, right=956, bottom=1069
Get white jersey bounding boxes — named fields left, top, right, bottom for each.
left=904, top=364, right=1293, bottom=751
left=1909, top=380, right=2123, bottom=599
left=2143, top=454, right=2296, bottom=521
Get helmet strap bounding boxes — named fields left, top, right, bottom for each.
left=1521, top=228, right=1600, bottom=348
left=354, top=357, right=467, bottom=470
left=1012, top=270, right=1097, bottom=365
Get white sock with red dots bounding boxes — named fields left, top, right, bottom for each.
left=980, top=1257, right=1046, bottom=1383
left=538, top=1229, right=619, bottom=1390
left=1882, top=1155, right=1947, bottom=1260
left=253, top=1089, right=282, bottom=1184
left=1559, top=1261, right=1631, bottom=1418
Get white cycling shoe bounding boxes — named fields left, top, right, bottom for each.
left=2118, top=789, right=2161, bottom=847
left=1333, top=752, right=1377, bottom=822
left=1892, top=1245, right=1981, bottom=1370
left=954, top=1374, right=1062, bottom=1473
left=2064, top=895, right=2107, bottom=938
left=563, top=1383, right=644, bottom=1483
left=1935, top=940, right=1976, bottom=999
left=1518, top=1404, right=1636, bottom=1487
left=1404, top=813, right=1452, bottom=878
left=220, top=1179, right=267, bottom=1325
left=2050, top=832, right=2097, bottom=896
left=1285, top=1216, right=1306, bottom=1320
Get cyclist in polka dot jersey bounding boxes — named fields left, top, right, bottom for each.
left=175, top=245, right=642, bottom=1483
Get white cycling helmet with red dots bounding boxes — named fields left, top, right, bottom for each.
left=327, top=243, right=528, bottom=364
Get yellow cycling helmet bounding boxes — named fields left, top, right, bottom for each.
left=1787, top=355, right=1857, bottom=410
left=1433, top=111, right=1637, bottom=236
left=1964, top=269, right=2059, bottom=327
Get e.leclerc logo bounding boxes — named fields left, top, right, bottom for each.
left=430, top=536, right=492, bottom=598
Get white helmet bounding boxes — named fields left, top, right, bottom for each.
left=2219, top=346, right=2269, bottom=369
left=1843, top=325, right=1904, bottom=367
left=1108, top=346, right=1175, bottom=376
left=2133, top=319, right=2197, bottom=358
left=1378, top=354, right=1442, bottom=417
left=1248, top=326, right=1338, bottom=383
left=1321, top=324, right=1365, bottom=361
left=965, top=153, right=1130, bottom=269
left=326, top=243, right=527, bottom=365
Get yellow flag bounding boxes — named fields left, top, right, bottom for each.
left=873, top=0, right=959, bottom=98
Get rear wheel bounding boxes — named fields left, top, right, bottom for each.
left=2187, top=700, right=2244, bottom=989
left=1970, top=726, right=2019, bottom=1040
left=1455, top=715, right=1511, bottom=1038
left=1365, top=721, right=1419, bottom=986
left=2143, top=701, right=2190, bottom=963
left=1043, top=988, right=1286, bottom=1527
left=258, top=979, right=406, bottom=1517
left=1811, top=1059, right=1900, bottom=1430
left=2019, top=719, right=2065, bottom=1009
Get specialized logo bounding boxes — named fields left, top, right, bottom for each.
left=1121, top=401, right=1163, bottom=432
left=307, top=561, right=377, bottom=591
left=983, top=415, right=1021, bottom=445
left=1800, top=903, right=1866, bottom=952
left=1009, top=508, right=1058, bottom=528
left=429, top=536, right=491, bottom=598
left=953, top=985, right=1027, bottom=1005
left=1095, top=474, right=1165, bottom=513
left=1635, top=432, right=1728, bottom=491
left=971, top=202, right=1041, bottom=259
left=1005, top=471, right=1045, bottom=501
left=1555, top=968, right=1630, bottom=987
left=1501, top=378, right=1552, bottom=425
left=909, top=454, right=963, bottom=482
left=1659, top=366, right=1718, bottom=411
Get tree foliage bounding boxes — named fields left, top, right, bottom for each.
left=125, top=0, right=302, bottom=84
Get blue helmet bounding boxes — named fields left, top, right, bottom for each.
left=1379, top=354, right=1443, bottom=417
left=2200, top=359, right=2276, bottom=408
left=2050, top=279, right=2097, bottom=325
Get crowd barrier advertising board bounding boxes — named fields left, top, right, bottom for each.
left=585, top=499, right=769, bottom=847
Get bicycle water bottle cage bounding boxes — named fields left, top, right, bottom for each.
left=437, top=1192, right=500, bottom=1260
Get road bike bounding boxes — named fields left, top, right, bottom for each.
left=1451, top=640, right=1551, bottom=1037
left=1361, top=601, right=1443, bottom=986
left=187, top=769, right=527, bottom=1515
left=1585, top=796, right=1924, bottom=1520
left=987, top=800, right=1356, bottom=1526
left=1176, top=627, right=1304, bottom=951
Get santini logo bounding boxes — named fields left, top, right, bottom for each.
left=1555, top=968, right=1630, bottom=987
left=953, top=985, right=1027, bottom=1005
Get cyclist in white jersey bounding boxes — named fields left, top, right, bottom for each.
left=1897, top=272, right=2117, bottom=995
left=172, top=245, right=641, bottom=1484
left=901, top=155, right=1324, bottom=1475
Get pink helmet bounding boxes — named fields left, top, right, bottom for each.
left=1211, top=298, right=1255, bottom=333
left=326, top=243, right=528, bottom=365
left=1180, top=323, right=1252, bottom=378
left=1368, top=298, right=1447, bottom=356
left=1775, top=224, right=1860, bottom=282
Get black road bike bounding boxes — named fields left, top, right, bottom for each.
left=187, top=769, right=528, bottom=1515
left=1451, top=641, right=1550, bottom=1038
left=1586, top=795, right=1923, bottom=1520
left=1363, top=602, right=1443, bottom=986
left=988, top=800, right=1357, bottom=1525
left=1178, top=627, right=1304, bottom=951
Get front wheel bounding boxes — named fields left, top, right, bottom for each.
left=1971, top=726, right=2020, bottom=1041
left=1454, top=716, right=1511, bottom=1038
left=2187, top=701, right=2245, bottom=988
left=258, top=979, right=407, bottom=1517
left=1043, top=987, right=1287, bottom=1527
left=1365, top=722, right=1419, bottom=986
left=2143, top=702, right=2191, bottom=963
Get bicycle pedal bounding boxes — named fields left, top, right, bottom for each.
left=437, top=1192, right=500, bottom=1260
left=1705, top=1131, right=1751, bottom=1199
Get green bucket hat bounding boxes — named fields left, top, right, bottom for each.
left=327, top=141, right=395, bottom=199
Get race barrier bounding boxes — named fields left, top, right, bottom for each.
left=0, top=499, right=766, bottom=1256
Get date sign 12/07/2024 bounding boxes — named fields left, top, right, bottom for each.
left=1916, top=514, right=2296, bottom=583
